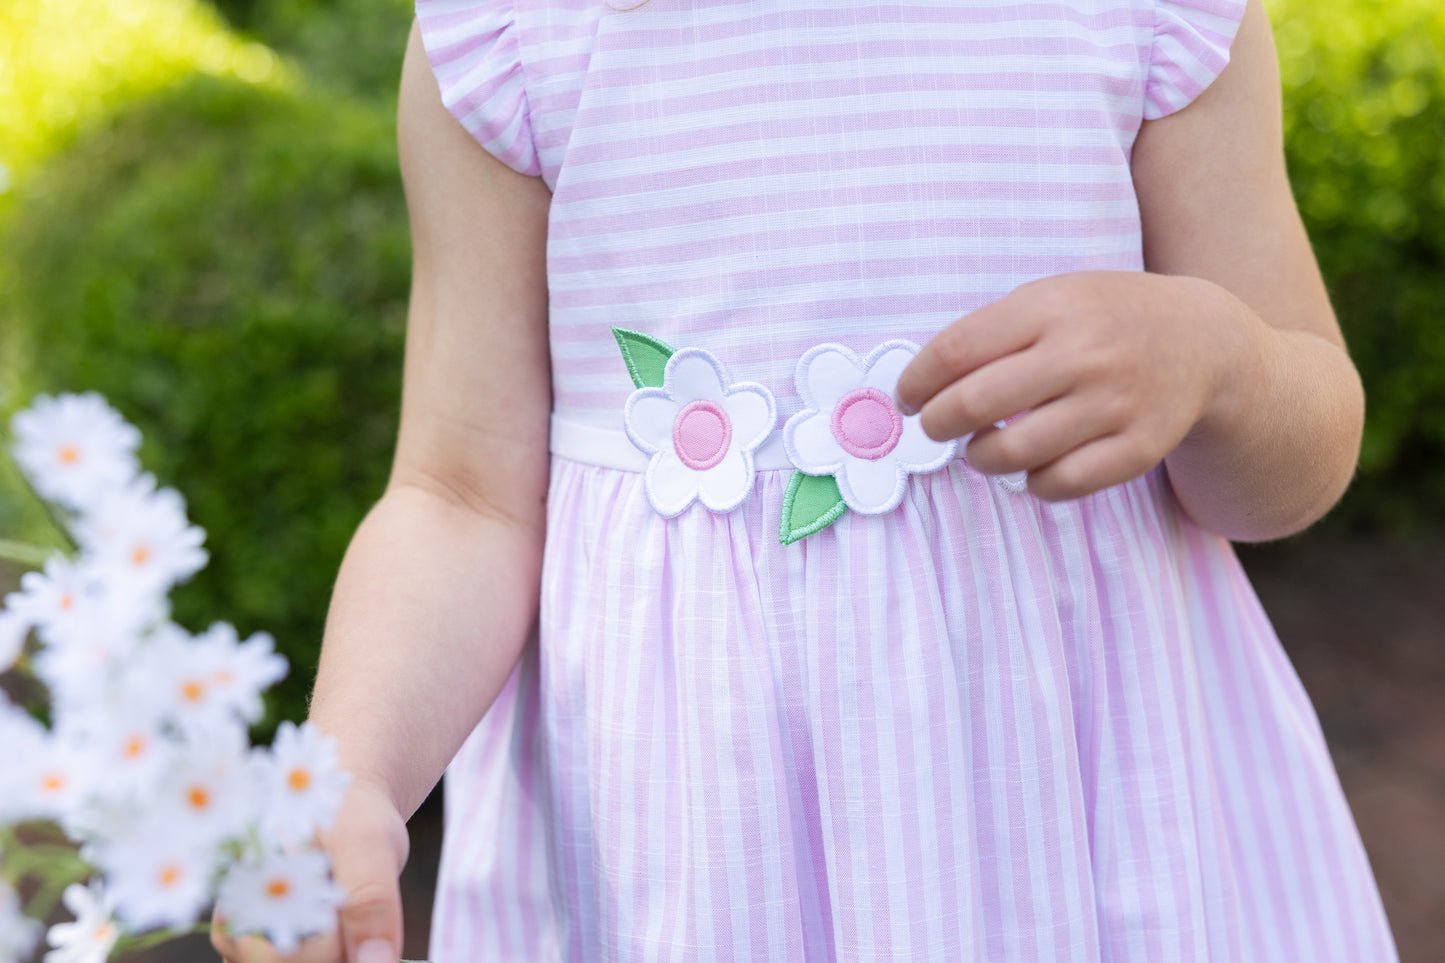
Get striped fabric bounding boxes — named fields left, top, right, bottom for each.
left=416, top=0, right=1400, bottom=959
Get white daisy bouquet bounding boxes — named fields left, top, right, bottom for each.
left=0, top=392, right=351, bottom=961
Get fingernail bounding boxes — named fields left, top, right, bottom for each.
left=893, top=394, right=917, bottom=416
left=357, top=939, right=395, bottom=963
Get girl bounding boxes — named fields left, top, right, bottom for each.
left=214, top=0, right=1399, bottom=959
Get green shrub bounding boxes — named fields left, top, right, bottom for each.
left=0, top=75, right=410, bottom=728
left=219, top=0, right=413, bottom=103
left=1270, top=0, right=1445, bottom=529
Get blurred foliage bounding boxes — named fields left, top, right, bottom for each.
left=0, top=0, right=414, bottom=728
left=0, top=0, right=281, bottom=179
left=205, top=0, right=412, bottom=102
left=244, top=0, right=413, bottom=103
left=1267, top=0, right=1445, bottom=529
left=0, top=74, right=410, bottom=729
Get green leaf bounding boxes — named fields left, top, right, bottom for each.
left=611, top=327, right=675, bottom=388
left=779, top=471, right=848, bottom=545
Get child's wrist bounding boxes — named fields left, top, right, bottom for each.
left=1179, top=277, right=1271, bottom=447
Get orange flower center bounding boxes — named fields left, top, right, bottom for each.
left=57, top=444, right=81, bottom=464
left=266, top=877, right=291, bottom=899
left=287, top=767, right=312, bottom=792
left=158, top=864, right=181, bottom=887
left=181, top=679, right=205, bottom=702
left=40, top=772, right=65, bottom=792
left=95, top=922, right=115, bottom=941
left=214, top=669, right=235, bottom=685
left=187, top=785, right=211, bottom=810
left=131, top=544, right=151, bottom=567
left=124, top=735, right=146, bottom=758
left=59, top=591, right=75, bottom=611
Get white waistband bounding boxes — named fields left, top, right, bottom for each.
left=550, top=414, right=795, bottom=472
left=548, top=415, right=1030, bottom=494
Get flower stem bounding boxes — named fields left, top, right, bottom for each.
left=0, top=442, right=78, bottom=555
left=0, top=537, right=53, bottom=567
left=113, top=921, right=214, bottom=955
left=21, top=861, right=82, bottom=922
left=2, top=822, right=92, bottom=921
left=0, top=825, right=19, bottom=886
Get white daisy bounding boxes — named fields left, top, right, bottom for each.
left=98, top=825, right=216, bottom=932
left=155, top=722, right=262, bottom=848
left=61, top=796, right=147, bottom=872
left=192, top=623, right=288, bottom=724
left=71, top=474, right=207, bottom=594
left=132, top=623, right=231, bottom=734
left=215, top=848, right=345, bottom=955
left=55, top=684, right=172, bottom=804
left=0, top=698, right=47, bottom=823
left=43, top=881, right=119, bottom=963
left=0, top=872, right=41, bottom=963
left=2, top=725, right=92, bottom=824
left=622, top=347, right=776, bottom=516
left=259, top=722, right=352, bottom=848
left=783, top=342, right=957, bottom=515
left=30, top=605, right=147, bottom=722
left=9, top=392, right=141, bottom=511
left=5, top=556, right=101, bottom=649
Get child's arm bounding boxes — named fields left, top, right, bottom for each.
left=212, top=21, right=552, bottom=963
left=895, top=0, right=1362, bottom=543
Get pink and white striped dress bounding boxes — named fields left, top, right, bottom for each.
left=415, top=0, right=1399, bottom=959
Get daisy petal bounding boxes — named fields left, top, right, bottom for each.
left=720, top=387, right=775, bottom=452
left=666, top=351, right=728, bottom=405
left=893, top=417, right=956, bottom=472
left=626, top=393, right=678, bottom=453
left=786, top=412, right=845, bottom=474
left=645, top=453, right=701, bottom=518
left=839, top=457, right=907, bottom=515
left=799, top=346, right=864, bottom=411
left=861, top=344, right=916, bottom=395
left=696, top=449, right=751, bottom=512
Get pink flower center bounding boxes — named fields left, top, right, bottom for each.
left=831, top=387, right=903, bottom=460
left=672, top=400, right=732, bottom=470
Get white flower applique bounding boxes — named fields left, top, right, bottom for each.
left=784, top=341, right=956, bottom=517
left=614, top=328, right=776, bottom=517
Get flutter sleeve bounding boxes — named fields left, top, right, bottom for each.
left=415, top=0, right=541, bottom=177
left=1143, top=0, right=1249, bottom=121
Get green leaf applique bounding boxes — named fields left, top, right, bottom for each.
left=612, top=327, right=676, bottom=389
left=779, top=471, right=848, bottom=545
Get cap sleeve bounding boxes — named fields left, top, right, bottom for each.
left=1143, top=0, right=1248, bottom=121
left=415, top=0, right=540, bottom=177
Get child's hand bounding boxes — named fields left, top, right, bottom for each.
left=211, top=778, right=410, bottom=963
left=894, top=270, right=1251, bottom=502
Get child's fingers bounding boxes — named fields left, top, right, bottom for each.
left=916, top=347, right=1073, bottom=443
left=895, top=298, right=1037, bottom=415
left=963, top=396, right=1115, bottom=478
left=1023, top=432, right=1162, bottom=502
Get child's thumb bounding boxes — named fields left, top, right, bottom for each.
left=327, top=783, right=410, bottom=963
left=338, top=866, right=404, bottom=963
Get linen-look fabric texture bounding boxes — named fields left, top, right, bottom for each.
left=414, top=0, right=1400, bottom=959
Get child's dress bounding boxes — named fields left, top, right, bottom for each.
left=415, top=0, right=1399, bottom=958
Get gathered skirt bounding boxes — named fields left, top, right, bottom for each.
left=428, top=458, right=1398, bottom=962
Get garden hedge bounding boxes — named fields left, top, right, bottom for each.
left=0, top=75, right=410, bottom=727
left=1270, top=0, right=1445, bottom=527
